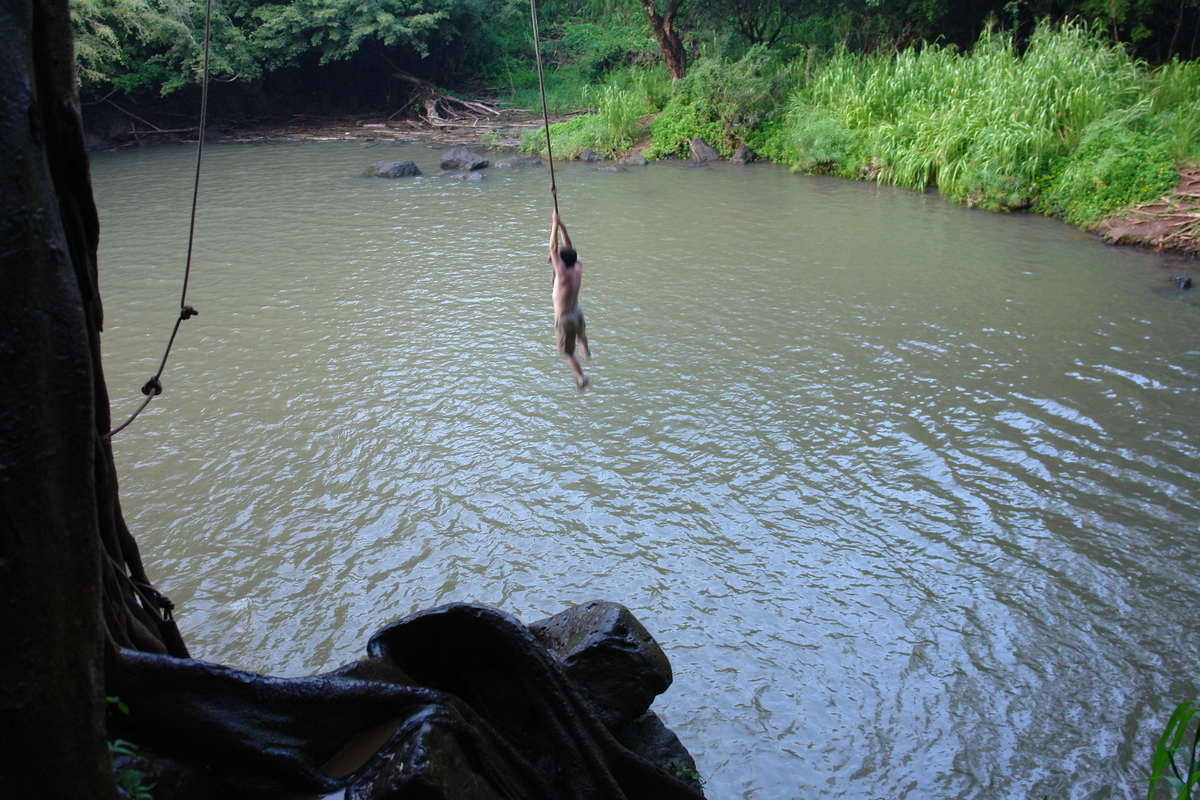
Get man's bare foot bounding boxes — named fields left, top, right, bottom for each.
left=576, top=374, right=591, bottom=392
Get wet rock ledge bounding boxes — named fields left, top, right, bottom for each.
left=110, top=601, right=706, bottom=800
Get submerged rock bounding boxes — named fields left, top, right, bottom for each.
left=365, top=160, right=421, bottom=178
left=439, top=147, right=489, bottom=170
left=618, top=154, right=648, bottom=166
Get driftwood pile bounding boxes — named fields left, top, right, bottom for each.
left=390, top=69, right=499, bottom=126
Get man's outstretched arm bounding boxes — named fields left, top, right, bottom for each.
left=555, top=209, right=573, bottom=250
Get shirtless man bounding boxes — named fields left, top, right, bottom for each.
left=549, top=206, right=591, bottom=391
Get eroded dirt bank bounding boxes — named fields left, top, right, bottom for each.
left=1095, top=168, right=1200, bottom=258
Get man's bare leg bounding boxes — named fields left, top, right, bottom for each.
left=566, top=354, right=590, bottom=391
left=579, top=333, right=592, bottom=360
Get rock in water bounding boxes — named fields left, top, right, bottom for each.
left=365, top=160, right=421, bottom=178
left=439, top=147, right=489, bottom=170
left=529, top=599, right=671, bottom=730
left=731, top=145, right=757, bottom=165
left=689, top=137, right=720, bottom=164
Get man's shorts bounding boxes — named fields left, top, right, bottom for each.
left=555, top=304, right=586, bottom=356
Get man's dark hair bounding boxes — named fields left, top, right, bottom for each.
left=561, top=246, right=578, bottom=267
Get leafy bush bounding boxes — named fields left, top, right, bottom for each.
left=1039, top=119, right=1178, bottom=227
left=645, top=45, right=790, bottom=158
left=555, top=21, right=657, bottom=81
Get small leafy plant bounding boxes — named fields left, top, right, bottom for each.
left=663, top=756, right=705, bottom=789
left=1146, top=700, right=1200, bottom=800
left=107, top=696, right=155, bottom=800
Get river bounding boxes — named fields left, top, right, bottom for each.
left=90, top=140, right=1200, bottom=800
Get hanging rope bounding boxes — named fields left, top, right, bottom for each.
left=529, top=0, right=559, bottom=216
left=106, top=0, right=212, bottom=441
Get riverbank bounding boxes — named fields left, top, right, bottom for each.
left=1095, top=167, right=1200, bottom=258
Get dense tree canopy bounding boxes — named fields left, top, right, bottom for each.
left=70, top=0, right=1198, bottom=107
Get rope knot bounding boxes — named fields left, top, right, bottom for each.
left=180, top=305, right=199, bottom=320
left=141, top=377, right=163, bottom=396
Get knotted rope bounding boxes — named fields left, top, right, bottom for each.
left=107, top=0, right=212, bottom=440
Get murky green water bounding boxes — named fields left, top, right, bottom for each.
left=90, top=141, right=1200, bottom=800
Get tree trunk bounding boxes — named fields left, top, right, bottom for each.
left=0, top=0, right=114, bottom=794
left=1, top=0, right=186, bottom=794
left=639, top=0, right=687, bottom=80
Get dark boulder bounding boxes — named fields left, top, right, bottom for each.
left=366, top=160, right=421, bottom=178
left=578, top=149, right=600, bottom=163
left=530, top=600, right=671, bottom=731
left=616, top=712, right=706, bottom=794
left=689, top=138, right=720, bottom=164
left=730, top=145, right=757, bottom=165
left=618, top=154, right=648, bottom=166
left=440, top=147, right=489, bottom=171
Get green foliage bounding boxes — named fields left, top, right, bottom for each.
left=663, top=756, right=705, bottom=788
left=645, top=45, right=790, bottom=158
left=555, top=20, right=658, bottom=81
left=742, top=118, right=789, bottom=163
left=70, top=0, right=500, bottom=95
left=251, top=0, right=490, bottom=68
left=520, top=82, right=651, bottom=158
left=109, top=740, right=155, bottom=800
left=1040, top=119, right=1178, bottom=227
left=1145, top=58, right=1200, bottom=162
left=72, top=0, right=259, bottom=94
left=107, top=697, right=155, bottom=800
left=644, top=96, right=725, bottom=158
left=777, top=21, right=1186, bottom=213
left=1146, top=700, right=1200, bottom=800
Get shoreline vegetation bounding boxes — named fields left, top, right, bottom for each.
left=84, top=23, right=1199, bottom=261
left=510, top=23, right=1199, bottom=260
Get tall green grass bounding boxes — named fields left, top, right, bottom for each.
left=781, top=21, right=1185, bottom=218
left=519, top=80, right=655, bottom=158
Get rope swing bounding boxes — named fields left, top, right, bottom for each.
left=529, top=0, right=559, bottom=216
left=107, top=0, right=213, bottom=440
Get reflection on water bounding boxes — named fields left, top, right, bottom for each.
left=91, top=141, right=1200, bottom=800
